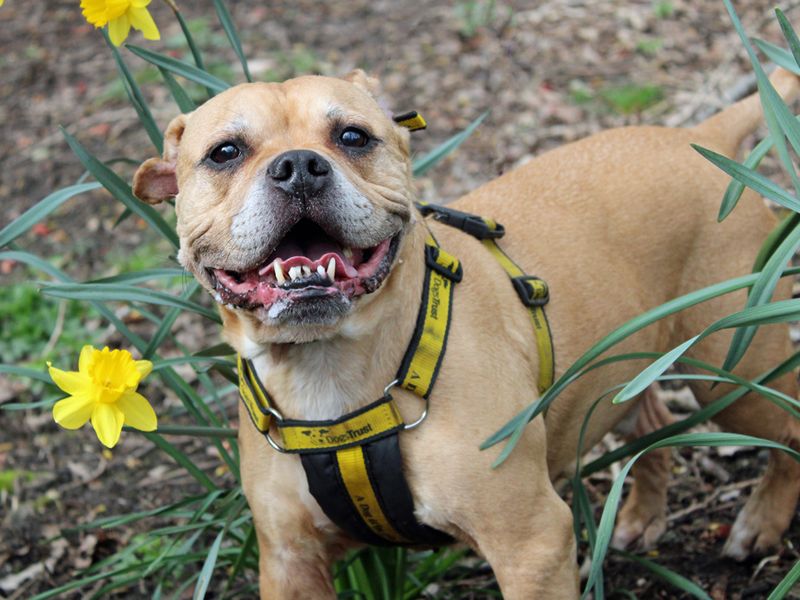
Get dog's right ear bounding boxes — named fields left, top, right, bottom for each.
left=133, top=114, right=187, bottom=205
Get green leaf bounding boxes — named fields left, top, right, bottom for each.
left=617, top=552, right=711, bottom=599
left=753, top=212, right=800, bottom=273
left=481, top=266, right=800, bottom=464
left=0, top=183, right=101, bottom=247
left=212, top=0, right=252, bottom=82
left=0, top=364, right=53, bottom=384
left=126, top=45, right=230, bottom=93
left=722, top=221, right=800, bottom=373
left=143, top=432, right=216, bottom=491
left=691, top=144, right=800, bottom=212
left=754, top=39, right=800, bottom=76
left=143, top=281, right=201, bottom=359
left=776, top=9, right=800, bottom=70
left=41, top=281, right=220, bottom=323
left=104, top=30, right=162, bottom=154
left=194, top=342, right=236, bottom=357
left=582, top=432, right=800, bottom=598
left=412, top=111, right=489, bottom=177
left=158, top=67, right=197, bottom=113
left=718, top=135, right=772, bottom=221
left=89, top=268, right=185, bottom=285
left=767, top=557, right=800, bottom=600
left=614, top=299, right=800, bottom=404
left=60, top=128, right=179, bottom=249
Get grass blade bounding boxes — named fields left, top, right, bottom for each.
left=767, top=558, right=800, bottom=600
left=0, top=183, right=101, bottom=247
left=754, top=39, right=800, bottom=76
left=61, top=128, right=179, bottom=248
left=193, top=530, right=224, bottom=600
left=126, top=45, right=230, bottom=93
left=212, top=0, right=252, bottom=82
left=159, top=67, right=197, bottom=113
left=617, top=551, right=711, bottom=599
left=753, top=212, right=800, bottom=272
left=718, top=134, right=772, bottom=221
left=412, top=111, right=488, bottom=177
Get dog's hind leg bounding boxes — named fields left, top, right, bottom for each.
left=611, top=386, right=674, bottom=550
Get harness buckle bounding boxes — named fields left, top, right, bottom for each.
left=383, top=379, right=430, bottom=430
left=425, top=244, right=463, bottom=282
left=512, top=275, right=550, bottom=307
left=418, top=203, right=505, bottom=240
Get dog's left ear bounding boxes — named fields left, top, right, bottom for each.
left=133, top=114, right=187, bottom=205
left=343, top=69, right=382, bottom=98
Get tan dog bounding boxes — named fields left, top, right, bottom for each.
left=133, top=69, right=800, bottom=598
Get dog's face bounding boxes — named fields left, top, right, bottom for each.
left=133, top=72, right=415, bottom=343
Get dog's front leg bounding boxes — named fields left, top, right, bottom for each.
left=254, top=532, right=336, bottom=600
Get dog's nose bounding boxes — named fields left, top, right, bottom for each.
left=267, top=150, right=331, bottom=198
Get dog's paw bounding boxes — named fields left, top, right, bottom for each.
left=611, top=513, right=666, bottom=551
left=722, top=506, right=783, bottom=560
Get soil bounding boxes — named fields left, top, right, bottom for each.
left=2, top=0, right=800, bottom=598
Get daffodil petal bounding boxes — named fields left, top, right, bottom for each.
left=117, top=391, right=157, bottom=431
left=131, top=0, right=152, bottom=10
left=53, top=395, right=94, bottom=429
left=48, top=365, right=91, bottom=396
left=134, top=359, right=153, bottom=381
left=91, top=403, right=125, bottom=448
left=78, top=345, right=95, bottom=374
left=128, top=6, right=160, bottom=40
left=108, top=14, right=130, bottom=46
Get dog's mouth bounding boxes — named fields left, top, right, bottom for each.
left=207, top=219, right=401, bottom=311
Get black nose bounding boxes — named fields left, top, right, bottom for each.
left=267, top=150, right=331, bottom=199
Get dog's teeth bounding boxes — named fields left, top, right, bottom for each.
left=289, top=266, right=301, bottom=281
left=274, top=261, right=286, bottom=284
left=302, top=265, right=311, bottom=276
left=343, top=247, right=354, bottom=261
left=327, top=257, right=336, bottom=281
left=317, top=265, right=326, bottom=277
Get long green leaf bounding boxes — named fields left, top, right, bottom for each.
left=583, top=432, right=800, bottom=598
left=143, top=281, right=201, bottom=358
left=0, top=183, right=101, bottom=247
left=722, top=220, right=800, bottom=373
left=126, top=45, right=230, bottom=93
left=212, top=0, right=252, bottom=82
left=0, top=364, right=53, bottom=384
left=104, top=30, right=162, bottom=154
left=767, top=558, right=800, bottom=600
left=718, top=134, right=772, bottom=221
left=159, top=67, right=197, bottom=113
left=412, top=111, right=489, bottom=177
left=754, top=39, right=800, bottom=76
left=89, top=268, right=186, bottom=285
left=691, top=145, right=800, bottom=212
left=481, top=266, right=800, bottom=463
left=40, top=282, right=221, bottom=323
left=614, top=299, right=800, bottom=404
left=61, top=128, right=179, bottom=248
left=617, top=552, right=711, bottom=599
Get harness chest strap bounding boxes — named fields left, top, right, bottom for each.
left=237, top=236, right=460, bottom=546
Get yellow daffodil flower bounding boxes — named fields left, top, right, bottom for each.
left=48, top=345, right=157, bottom=448
left=80, top=0, right=161, bottom=47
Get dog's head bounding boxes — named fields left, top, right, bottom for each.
left=133, top=71, right=416, bottom=344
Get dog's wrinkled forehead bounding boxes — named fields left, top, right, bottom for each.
left=179, top=76, right=395, bottom=160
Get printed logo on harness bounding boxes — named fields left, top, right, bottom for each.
left=300, top=423, right=374, bottom=446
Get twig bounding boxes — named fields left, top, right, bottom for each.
left=41, top=299, right=67, bottom=358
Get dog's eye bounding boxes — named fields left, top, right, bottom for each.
left=339, top=127, right=370, bottom=148
left=209, top=142, right=241, bottom=164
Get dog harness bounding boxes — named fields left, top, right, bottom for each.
left=237, top=203, right=554, bottom=546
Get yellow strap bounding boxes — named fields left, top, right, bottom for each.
left=237, top=355, right=272, bottom=432
left=399, top=238, right=459, bottom=398
left=481, top=237, right=555, bottom=393
left=335, top=446, right=409, bottom=543
left=279, top=400, right=404, bottom=452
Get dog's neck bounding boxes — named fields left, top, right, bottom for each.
left=241, top=221, right=427, bottom=421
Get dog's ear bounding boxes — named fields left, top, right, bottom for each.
left=343, top=69, right=382, bottom=98
left=133, top=114, right=187, bottom=205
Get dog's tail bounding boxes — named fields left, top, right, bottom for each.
left=692, top=68, right=800, bottom=155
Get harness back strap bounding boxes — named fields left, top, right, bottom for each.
left=236, top=236, right=459, bottom=546
left=416, top=202, right=555, bottom=393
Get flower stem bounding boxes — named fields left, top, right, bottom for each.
left=125, top=424, right=237, bottom=438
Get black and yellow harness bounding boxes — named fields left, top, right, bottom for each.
left=237, top=202, right=554, bottom=546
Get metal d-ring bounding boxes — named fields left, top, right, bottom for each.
left=383, top=378, right=430, bottom=431
left=262, top=405, right=288, bottom=453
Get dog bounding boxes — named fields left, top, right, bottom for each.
left=133, top=68, right=800, bottom=598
